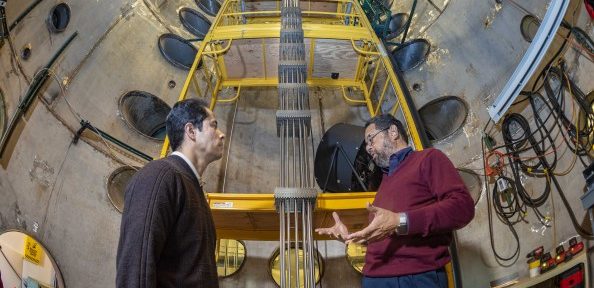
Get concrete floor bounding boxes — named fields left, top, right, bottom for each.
left=0, top=0, right=593, bottom=287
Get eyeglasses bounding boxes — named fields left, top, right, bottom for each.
left=366, top=127, right=389, bottom=145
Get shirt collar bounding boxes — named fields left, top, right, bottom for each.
left=384, top=146, right=413, bottom=176
left=171, top=151, right=203, bottom=187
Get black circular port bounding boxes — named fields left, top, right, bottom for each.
left=457, top=168, right=482, bottom=206
left=412, top=83, right=421, bottom=91
left=158, top=33, right=199, bottom=70
left=118, top=91, right=171, bottom=140
left=384, top=13, right=409, bottom=41
left=20, top=45, right=32, bottom=60
left=390, top=39, right=431, bottom=72
left=47, top=3, right=71, bottom=33
left=168, top=80, right=176, bottom=88
left=179, top=7, right=212, bottom=38
left=418, top=96, right=468, bottom=142
left=107, top=166, right=138, bottom=213
left=195, top=0, right=221, bottom=17
left=520, top=15, right=540, bottom=43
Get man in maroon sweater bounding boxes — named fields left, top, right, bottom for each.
left=316, top=114, right=474, bottom=288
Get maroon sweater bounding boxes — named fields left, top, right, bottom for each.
left=363, top=148, right=475, bottom=277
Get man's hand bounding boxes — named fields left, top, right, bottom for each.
left=315, top=212, right=349, bottom=242
left=345, top=203, right=399, bottom=245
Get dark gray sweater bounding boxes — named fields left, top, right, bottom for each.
left=116, top=155, right=218, bottom=288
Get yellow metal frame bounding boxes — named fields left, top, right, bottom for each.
left=158, top=0, right=426, bottom=241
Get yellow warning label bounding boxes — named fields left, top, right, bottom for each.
left=24, top=236, right=43, bottom=265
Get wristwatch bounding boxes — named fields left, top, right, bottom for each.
left=396, top=212, right=408, bottom=235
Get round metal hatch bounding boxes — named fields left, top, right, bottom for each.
left=158, top=33, right=199, bottom=70
left=390, top=39, right=431, bottom=72
left=0, top=231, right=66, bottom=287
left=47, top=3, right=71, bottom=33
left=195, top=0, right=221, bottom=17
left=457, top=168, right=482, bottom=205
left=179, top=7, right=212, bottom=38
left=215, top=239, right=246, bottom=277
left=418, top=96, right=468, bottom=142
left=520, top=15, right=540, bottom=42
left=269, top=244, right=324, bottom=287
left=345, top=243, right=366, bottom=274
left=384, top=13, right=409, bottom=41
left=107, top=166, right=137, bottom=213
left=118, top=91, right=171, bottom=140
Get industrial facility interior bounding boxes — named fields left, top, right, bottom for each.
left=0, top=0, right=593, bottom=287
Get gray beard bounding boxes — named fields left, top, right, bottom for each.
left=374, top=154, right=390, bottom=168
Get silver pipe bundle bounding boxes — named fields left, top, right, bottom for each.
left=275, top=0, right=318, bottom=285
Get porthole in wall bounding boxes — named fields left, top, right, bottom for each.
left=195, top=0, right=221, bottom=17
left=457, top=168, right=482, bottom=206
left=389, top=39, right=431, bottom=72
left=47, top=3, right=71, bottom=33
left=0, top=231, right=65, bottom=287
left=215, top=239, right=246, bottom=277
left=418, top=96, right=468, bottom=142
left=20, top=44, right=32, bottom=60
left=107, top=166, right=138, bottom=213
left=269, top=244, right=324, bottom=287
left=520, top=15, right=540, bottom=43
left=345, top=242, right=366, bottom=273
left=384, top=13, right=409, bottom=41
left=158, top=33, right=199, bottom=70
left=118, top=91, right=171, bottom=140
left=179, top=7, right=212, bottom=39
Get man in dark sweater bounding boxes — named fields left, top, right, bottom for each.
left=116, top=99, right=225, bottom=288
left=316, top=114, right=474, bottom=288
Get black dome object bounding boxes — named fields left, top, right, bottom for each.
left=418, top=96, right=468, bottom=142
left=158, top=33, right=199, bottom=70
left=195, top=0, right=221, bottom=17
left=384, top=13, right=409, bottom=41
left=314, top=123, right=382, bottom=192
left=47, top=3, right=71, bottom=33
left=390, top=39, right=431, bottom=72
left=179, top=7, right=212, bottom=38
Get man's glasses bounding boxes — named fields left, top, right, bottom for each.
left=366, top=127, right=389, bottom=145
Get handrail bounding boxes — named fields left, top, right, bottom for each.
left=217, top=86, right=242, bottom=103
left=350, top=39, right=380, bottom=55
left=202, top=39, right=233, bottom=55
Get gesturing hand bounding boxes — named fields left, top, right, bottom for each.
left=345, top=203, right=399, bottom=245
left=315, top=212, right=349, bottom=242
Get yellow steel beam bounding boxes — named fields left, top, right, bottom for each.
left=221, top=78, right=363, bottom=88
left=210, top=23, right=372, bottom=41
left=208, top=192, right=376, bottom=241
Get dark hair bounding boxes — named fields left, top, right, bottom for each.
left=365, top=114, right=409, bottom=144
left=166, top=98, right=209, bottom=151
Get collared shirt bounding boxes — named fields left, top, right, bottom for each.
left=171, top=151, right=203, bottom=187
left=384, top=146, right=413, bottom=176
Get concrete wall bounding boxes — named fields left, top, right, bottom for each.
left=0, top=0, right=593, bottom=287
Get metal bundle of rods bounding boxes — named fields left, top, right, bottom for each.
left=275, top=0, right=318, bottom=285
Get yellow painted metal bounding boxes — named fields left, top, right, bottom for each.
left=217, top=85, right=242, bottom=103
left=210, top=23, right=371, bottom=40
left=207, top=192, right=376, bottom=240
left=350, top=39, right=380, bottom=56
left=341, top=86, right=366, bottom=104
left=222, top=78, right=363, bottom=88
left=160, top=0, right=422, bottom=179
